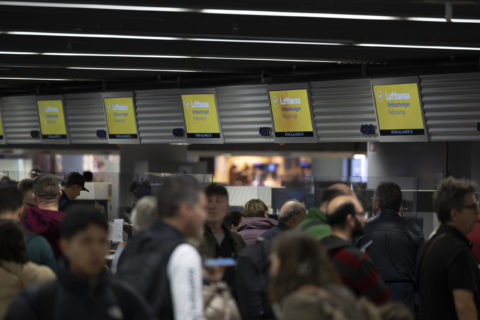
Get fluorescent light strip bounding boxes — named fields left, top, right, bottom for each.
left=6, top=31, right=344, bottom=46
left=44, top=52, right=191, bottom=59
left=44, top=52, right=337, bottom=63
left=451, top=18, right=480, bottom=24
left=0, top=1, right=190, bottom=12
left=0, top=51, right=38, bottom=55
left=0, top=1, right=446, bottom=23
left=67, top=66, right=200, bottom=72
left=0, top=77, right=71, bottom=81
left=195, top=56, right=336, bottom=63
left=357, top=43, right=480, bottom=51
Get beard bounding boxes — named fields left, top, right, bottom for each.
left=352, top=217, right=365, bottom=238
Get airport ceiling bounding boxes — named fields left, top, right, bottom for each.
left=1, top=0, right=480, bottom=95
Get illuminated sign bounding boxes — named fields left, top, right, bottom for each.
left=373, top=83, right=425, bottom=136
left=181, top=94, right=220, bottom=138
left=37, top=100, right=67, bottom=139
left=269, top=89, right=314, bottom=137
left=103, top=97, right=138, bottom=139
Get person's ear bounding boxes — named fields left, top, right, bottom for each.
left=451, top=208, right=461, bottom=222
left=33, top=194, right=39, bottom=204
left=178, top=202, right=191, bottom=220
left=346, top=213, right=355, bottom=228
left=59, top=238, right=69, bottom=256
left=16, top=205, right=24, bottom=219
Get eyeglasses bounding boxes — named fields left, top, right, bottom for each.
left=463, top=203, right=480, bottom=211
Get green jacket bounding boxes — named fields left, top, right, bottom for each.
left=26, top=235, right=57, bottom=273
left=297, top=208, right=332, bottom=241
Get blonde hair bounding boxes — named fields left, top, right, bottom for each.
left=243, top=199, right=268, bottom=218
left=131, top=196, right=158, bottom=232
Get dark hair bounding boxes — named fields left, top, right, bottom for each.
left=375, top=182, right=403, bottom=212
left=18, top=179, right=34, bottom=197
left=61, top=205, right=109, bottom=239
left=33, top=174, right=60, bottom=201
left=224, top=211, right=243, bottom=228
left=205, top=183, right=229, bottom=201
left=434, top=177, right=477, bottom=223
left=321, top=188, right=349, bottom=205
left=243, top=199, right=268, bottom=218
left=0, top=222, right=27, bottom=264
left=157, top=176, right=203, bottom=219
left=326, top=201, right=356, bottom=228
left=0, top=187, right=23, bottom=215
left=268, top=231, right=340, bottom=303
left=0, top=176, right=17, bottom=188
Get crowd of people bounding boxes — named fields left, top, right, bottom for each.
left=0, top=172, right=479, bottom=320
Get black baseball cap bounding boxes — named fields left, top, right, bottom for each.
left=63, top=172, right=89, bottom=192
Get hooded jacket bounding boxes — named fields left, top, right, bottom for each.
left=22, top=207, right=63, bottom=258
left=237, top=218, right=277, bottom=245
left=0, top=261, right=55, bottom=319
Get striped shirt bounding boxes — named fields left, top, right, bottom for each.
left=322, top=235, right=391, bottom=305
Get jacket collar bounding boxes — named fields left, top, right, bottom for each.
left=438, top=224, right=472, bottom=248
left=322, top=234, right=352, bottom=252
left=57, top=259, right=109, bottom=294
left=378, top=208, right=399, bottom=216
left=306, top=208, right=327, bottom=223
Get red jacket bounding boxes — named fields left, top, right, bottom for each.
left=22, top=207, right=64, bottom=258
left=468, top=217, right=480, bottom=264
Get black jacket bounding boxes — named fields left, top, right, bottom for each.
left=236, top=239, right=275, bottom=320
left=356, top=209, right=424, bottom=284
left=5, top=260, right=151, bottom=320
left=116, top=222, right=184, bottom=320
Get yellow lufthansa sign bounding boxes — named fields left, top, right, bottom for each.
left=373, top=83, right=425, bottom=136
left=37, top=100, right=67, bottom=139
left=0, top=115, right=4, bottom=140
left=181, top=94, right=220, bottom=138
left=104, top=97, right=138, bottom=139
left=269, top=89, right=314, bottom=137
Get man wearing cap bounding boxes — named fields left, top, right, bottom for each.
left=59, top=172, right=89, bottom=212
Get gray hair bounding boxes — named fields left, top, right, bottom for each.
left=278, top=200, right=305, bottom=224
left=131, top=196, right=158, bottom=232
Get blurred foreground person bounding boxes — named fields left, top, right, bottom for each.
left=0, top=187, right=56, bottom=271
left=0, top=222, right=55, bottom=318
left=322, top=195, right=390, bottom=305
left=417, top=177, right=480, bottom=320
left=117, top=176, right=207, bottom=320
left=7, top=205, right=150, bottom=320
left=268, top=231, right=379, bottom=320
left=236, top=201, right=306, bottom=320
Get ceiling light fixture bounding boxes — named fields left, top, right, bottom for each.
left=67, top=66, right=200, bottom=72
left=0, top=77, right=73, bottom=81
left=357, top=43, right=480, bottom=51
left=6, top=31, right=344, bottom=46
left=0, top=1, right=447, bottom=23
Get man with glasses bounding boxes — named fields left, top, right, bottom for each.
left=356, top=182, right=424, bottom=312
left=417, top=177, right=480, bottom=320
left=322, top=195, right=391, bottom=305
